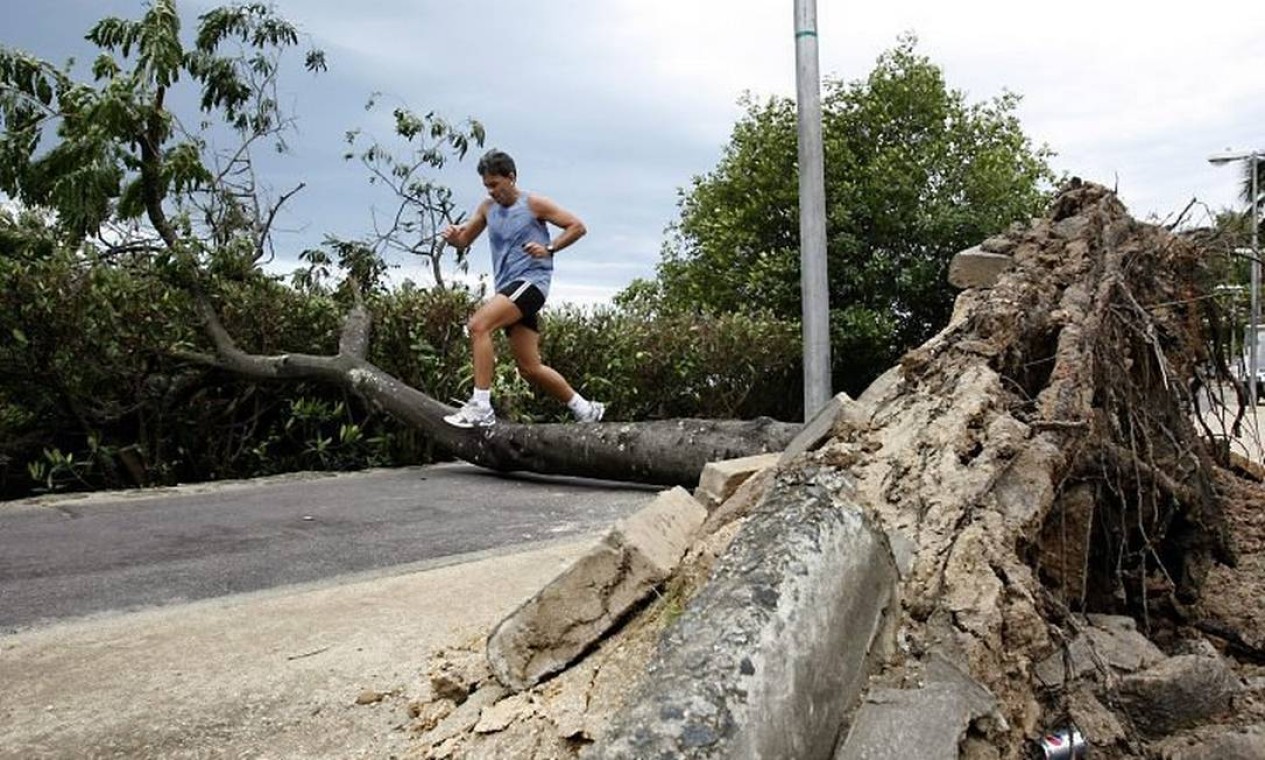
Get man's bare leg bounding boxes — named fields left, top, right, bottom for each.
left=468, top=295, right=524, bottom=390
left=507, top=324, right=575, bottom=402
left=509, top=325, right=605, bottom=421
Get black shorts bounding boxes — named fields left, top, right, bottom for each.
left=499, top=280, right=546, bottom=333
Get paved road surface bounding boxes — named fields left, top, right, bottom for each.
left=1195, top=384, right=1265, bottom=461
left=0, top=463, right=656, bottom=632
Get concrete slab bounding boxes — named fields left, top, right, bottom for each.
left=486, top=487, right=706, bottom=692
left=1034, top=616, right=1167, bottom=688
left=700, top=466, right=776, bottom=536
left=834, top=684, right=985, bottom=760
left=779, top=391, right=868, bottom=465
left=1118, top=654, right=1240, bottom=736
left=948, top=245, right=1013, bottom=289
left=587, top=473, right=899, bottom=759
left=695, top=452, right=780, bottom=509
left=834, top=654, right=998, bottom=760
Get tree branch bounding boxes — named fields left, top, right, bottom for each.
left=338, top=302, right=372, bottom=359
left=254, top=181, right=304, bottom=263
left=174, top=323, right=798, bottom=486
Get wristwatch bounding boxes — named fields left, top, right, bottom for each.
left=546, top=243, right=556, bottom=254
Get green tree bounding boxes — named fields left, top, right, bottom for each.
left=0, top=0, right=327, bottom=260
left=640, top=35, right=1057, bottom=394
left=1234, top=155, right=1264, bottom=233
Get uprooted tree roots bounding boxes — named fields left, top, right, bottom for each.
left=820, top=180, right=1242, bottom=755
left=976, top=180, right=1232, bottom=616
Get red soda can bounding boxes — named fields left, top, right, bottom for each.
left=1036, top=724, right=1088, bottom=759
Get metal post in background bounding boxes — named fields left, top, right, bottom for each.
left=794, top=0, right=831, bottom=419
left=1253, top=153, right=1260, bottom=406
left=1210, top=150, right=1261, bottom=406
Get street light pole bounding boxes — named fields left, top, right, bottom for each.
left=1209, top=150, right=1261, bottom=406
left=793, top=0, right=832, bottom=419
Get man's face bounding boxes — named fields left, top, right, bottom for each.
left=482, top=173, right=516, bottom=206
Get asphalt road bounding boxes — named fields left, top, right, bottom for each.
left=0, top=463, right=657, bottom=633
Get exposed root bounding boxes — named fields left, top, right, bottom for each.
left=820, top=180, right=1239, bottom=756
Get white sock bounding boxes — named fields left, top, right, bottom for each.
left=567, top=393, right=589, bottom=414
left=472, top=387, right=492, bottom=407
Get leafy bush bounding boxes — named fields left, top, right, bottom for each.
left=535, top=305, right=802, bottom=422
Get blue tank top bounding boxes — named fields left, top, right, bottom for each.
left=487, top=192, right=553, bottom=297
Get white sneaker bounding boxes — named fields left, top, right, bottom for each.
left=444, top=400, right=496, bottom=428
left=575, top=400, right=606, bottom=423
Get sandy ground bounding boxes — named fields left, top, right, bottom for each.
left=0, top=537, right=595, bottom=760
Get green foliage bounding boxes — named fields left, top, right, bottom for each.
left=0, top=208, right=407, bottom=498
left=536, top=305, right=802, bottom=421
left=644, top=35, right=1057, bottom=393
left=1226, top=154, right=1265, bottom=231
left=0, top=207, right=194, bottom=494
left=243, top=395, right=394, bottom=474
left=0, top=0, right=323, bottom=249
left=294, top=238, right=392, bottom=299
left=343, top=95, right=487, bottom=289
left=366, top=283, right=480, bottom=402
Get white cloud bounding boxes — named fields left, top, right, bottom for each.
left=8, top=0, right=1264, bottom=306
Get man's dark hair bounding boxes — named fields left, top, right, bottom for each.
left=477, top=149, right=516, bottom=178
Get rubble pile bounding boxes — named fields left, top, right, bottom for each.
left=404, top=181, right=1265, bottom=759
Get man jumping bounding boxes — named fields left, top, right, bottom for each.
left=440, top=149, right=605, bottom=428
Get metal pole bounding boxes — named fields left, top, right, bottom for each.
left=1251, top=153, right=1260, bottom=406
left=1210, top=150, right=1261, bottom=405
left=794, top=0, right=831, bottom=419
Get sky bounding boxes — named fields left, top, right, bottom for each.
left=5, top=0, right=1264, bottom=305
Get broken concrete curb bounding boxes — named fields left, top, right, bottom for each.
left=586, top=471, right=899, bottom=758
left=700, top=464, right=776, bottom=537
left=695, top=452, right=780, bottom=509
left=833, top=657, right=999, bottom=760
left=486, top=487, right=705, bottom=692
left=421, top=683, right=507, bottom=748
left=1117, top=653, right=1241, bottom=737
left=1033, top=614, right=1167, bottom=688
left=779, top=391, right=868, bottom=465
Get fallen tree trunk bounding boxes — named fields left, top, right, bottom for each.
left=175, top=302, right=799, bottom=486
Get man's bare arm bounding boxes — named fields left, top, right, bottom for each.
left=442, top=200, right=490, bottom=248
left=525, top=194, right=586, bottom=257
